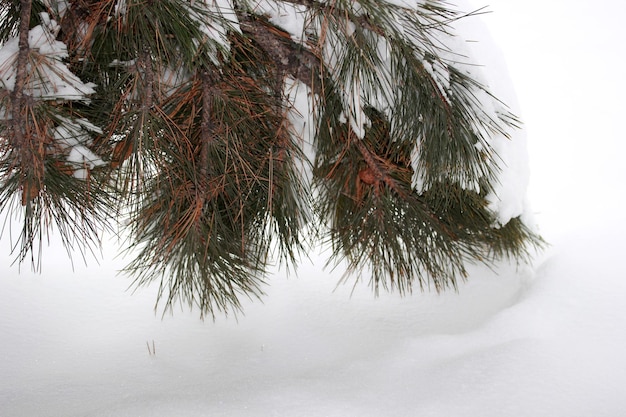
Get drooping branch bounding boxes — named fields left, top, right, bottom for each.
left=0, top=0, right=544, bottom=314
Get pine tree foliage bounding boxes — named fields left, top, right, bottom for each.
left=0, top=0, right=542, bottom=316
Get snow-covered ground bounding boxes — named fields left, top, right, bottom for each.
left=2, top=1, right=626, bottom=416
left=2, top=223, right=625, bottom=417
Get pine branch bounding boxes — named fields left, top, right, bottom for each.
left=0, top=0, right=544, bottom=315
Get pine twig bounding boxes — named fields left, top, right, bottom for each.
left=11, top=0, right=38, bottom=205
left=238, top=14, right=321, bottom=94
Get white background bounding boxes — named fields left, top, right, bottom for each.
left=478, top=0, right=626, bottom=235
left=2, top=1, right=626, bottom=416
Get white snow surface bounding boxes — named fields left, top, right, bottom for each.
left=2, top=221, right=626, bottom=417
left=3, top=0, right=626, bottom=416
